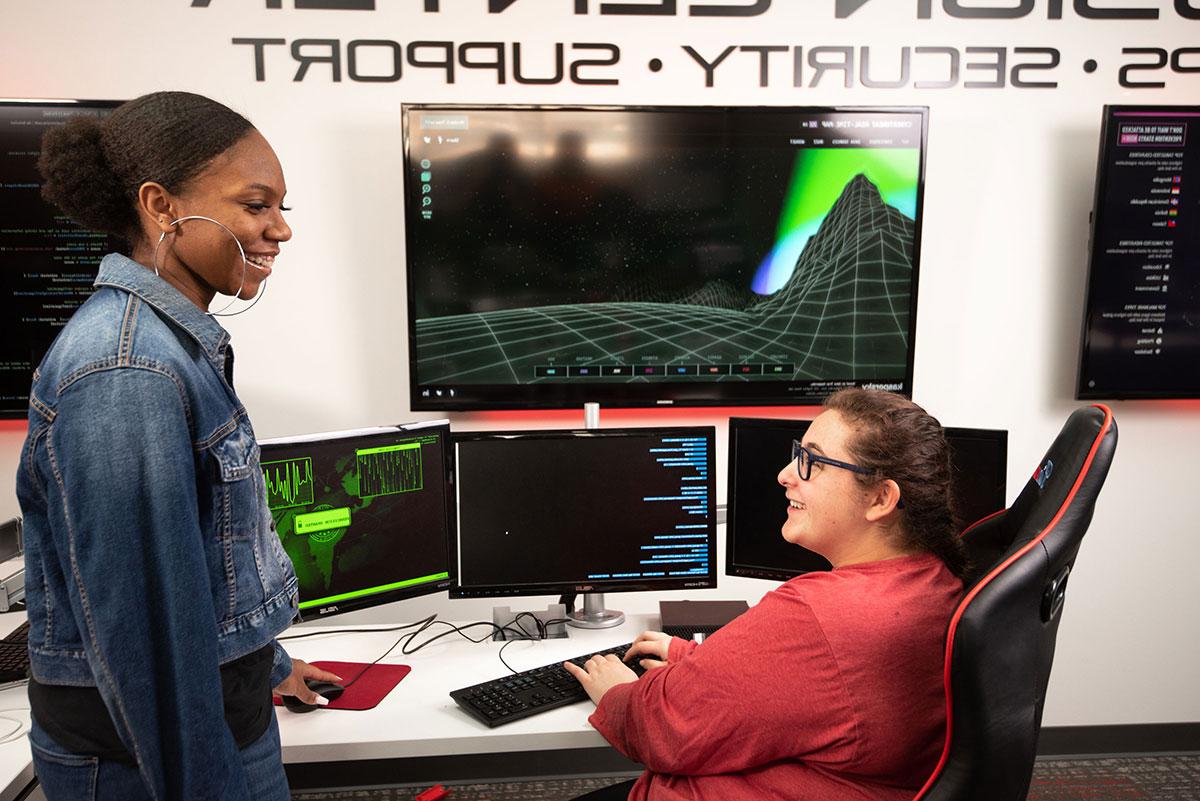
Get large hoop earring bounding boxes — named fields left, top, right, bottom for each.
left=152, top=215, right=268, bottom=317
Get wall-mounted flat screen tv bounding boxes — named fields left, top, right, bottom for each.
left=1078, top=105, right=1200, bottom=400
left=403, top=105, right=927, bottom=410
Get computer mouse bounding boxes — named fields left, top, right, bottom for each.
left=281, top=679, right=345, bottom=713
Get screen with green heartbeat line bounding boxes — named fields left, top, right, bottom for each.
left=259, top=429, right=451, bottom=614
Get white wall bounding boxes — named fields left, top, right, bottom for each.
left=2, top=0, right=1198, bottom=728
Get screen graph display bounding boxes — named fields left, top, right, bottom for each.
left=259, top=422, right=453, bottom=618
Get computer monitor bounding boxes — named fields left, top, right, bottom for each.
left=450, top=426, right=717, bottom=627
left=258, top=421, right=454, bottom=619
left=403, top=104, right=927, bottom=410
left=725, top=417, right=1007, bottom=582
left=1, top=98, right=123, bottom=418
left=1078, top=105, right=1200, bottom=399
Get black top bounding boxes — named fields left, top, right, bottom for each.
left=29, top=643, right=275, bottom=762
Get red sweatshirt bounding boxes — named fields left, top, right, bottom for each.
left=589, top=552, right=962, bottom=801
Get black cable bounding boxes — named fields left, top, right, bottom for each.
left=496, top=616, right=574, bottom=675
left=278, top=612, right=578, bottom=692
left=277, top=615, right=438, bottom=643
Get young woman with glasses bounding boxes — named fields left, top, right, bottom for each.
left=566, top=388, right=967, bottom=801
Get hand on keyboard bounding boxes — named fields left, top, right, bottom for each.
left=562, top=652, right=641, bottom=706
left=624, top=630, right=673, bottom=670
left=450, top=642, right=647, bottom=728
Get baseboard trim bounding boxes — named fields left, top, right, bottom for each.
left=1038, top=722, right=1200, bottom=757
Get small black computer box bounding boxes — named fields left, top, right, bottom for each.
left=659, top=600, right=749, bottom=640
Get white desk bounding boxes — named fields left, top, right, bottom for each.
left=0, top=610, right=32, bottom=801
left=0, top=610, right=657, bottom=797
left=276, top=612, right=657, bottom=777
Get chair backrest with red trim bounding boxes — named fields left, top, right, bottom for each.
left=915, top=405, right=1117, bottom=801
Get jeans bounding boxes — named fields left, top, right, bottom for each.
left=30, top=713, right=290, bottom=801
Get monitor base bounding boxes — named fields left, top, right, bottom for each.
left=567, top=593, right=625, bottom=629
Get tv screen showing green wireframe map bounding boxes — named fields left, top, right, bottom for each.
left=404, top=106, right=926, bottom=410
left=259, top=423, right=452, bottom=619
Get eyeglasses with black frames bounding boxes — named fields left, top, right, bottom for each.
left=791, top=440, right=873, bottom=481
left=790, top=440, right=905, bottom=508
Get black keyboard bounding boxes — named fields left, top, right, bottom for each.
left=3, top=621, right=29, bottom=644
left=0, top=622, right=30, bottom=684
left=450, top=642, right=646, bottom=728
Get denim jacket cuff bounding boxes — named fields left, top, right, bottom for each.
left=270, top=640, right=293, bottom=688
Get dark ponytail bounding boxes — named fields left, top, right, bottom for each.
left=38, top=91, right=255, bottom=245
left=824, top=389, right=968, bottom=581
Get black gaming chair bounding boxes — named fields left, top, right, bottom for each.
left=914, top=404, right=1118, bottom=801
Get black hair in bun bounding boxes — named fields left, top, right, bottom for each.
left=38, top=91, right=255, bottom=245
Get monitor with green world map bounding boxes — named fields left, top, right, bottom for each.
left=258, top=420, right=453, bottom=619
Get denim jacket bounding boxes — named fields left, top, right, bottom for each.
left=16, top=253, right=300, bottom=800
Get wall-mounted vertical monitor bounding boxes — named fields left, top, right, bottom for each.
left=1078, top=105, right=1200, bottom=399
left=258, top=421, right=454, bottom=619
left=451, top=427, right=717, bottom=601
left=403, top=105, right=927, bottom=410
left=726, top=417, right=1006, bottom=582
left=1, top=99, right=122, bottom=418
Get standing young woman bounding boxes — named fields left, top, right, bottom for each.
left=17, top=92, right=337, bottom=800
left=566, top=389, right=967, bottom=801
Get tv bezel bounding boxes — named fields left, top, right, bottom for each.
left=1, top=97, right=124, bottom=419
left=402, top=103, right=929, bottom=411
left=448, top=425, right=718, bottom=599
left=1076, top=104, right=1200, bottom=400
left=724, top=416, right=1008, bottom=582
left=258, top=421, right=456, bottom=620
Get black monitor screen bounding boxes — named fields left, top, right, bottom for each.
left=451, top=427, right=717, bottom=597
left=259, top=421, right=454, bottom=618
left=404, top=105, right=927, bottom=410
left=1, top=99, right=123, bottom=418
left=726, top=417, right=1006, bottom=582
left=1078, top=105, right=1200, bottom=399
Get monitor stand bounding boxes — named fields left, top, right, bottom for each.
left=568, top=592, right=625, bottom=629
left=567, top=403, right=624, bottom=628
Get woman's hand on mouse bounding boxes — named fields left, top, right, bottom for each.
left=273, top=659, right=343, bottom=705
left=625, top=630, right=673, bottom=670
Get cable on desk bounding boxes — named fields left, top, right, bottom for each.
left=0, top=708, right=29, bottom=744
left=497, top=617, right=573, bottom=675
left=279, top=613, right=576, bottom=690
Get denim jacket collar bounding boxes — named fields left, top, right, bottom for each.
left=93, top=252, right=231, bottom=362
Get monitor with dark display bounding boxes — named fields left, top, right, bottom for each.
left=451, top=426, right=717, bottom=626
left=258, top=421, right=454, bottom=619
left=403, top=104, right=927, bottom=410
left=1, top=98, right=123, bottom=418
left=1078, top=105, right=1200, bottom=399
left=726, top=417, right=1006, bottom=582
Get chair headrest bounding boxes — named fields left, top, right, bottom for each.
left=961, top=405, right=1117, bottom=588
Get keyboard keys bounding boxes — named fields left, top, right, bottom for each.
left=450, top=642, right=646, bottom=728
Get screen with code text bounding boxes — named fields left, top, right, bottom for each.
left=1079, top=105, right=1200, bottom=399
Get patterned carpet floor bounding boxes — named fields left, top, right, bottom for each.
left=1027, top=754, right=1200, bottom=800
left=293, top=753, right=1200, bottom=801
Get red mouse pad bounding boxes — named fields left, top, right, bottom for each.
left=273, top=661, right=411, bottom=711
